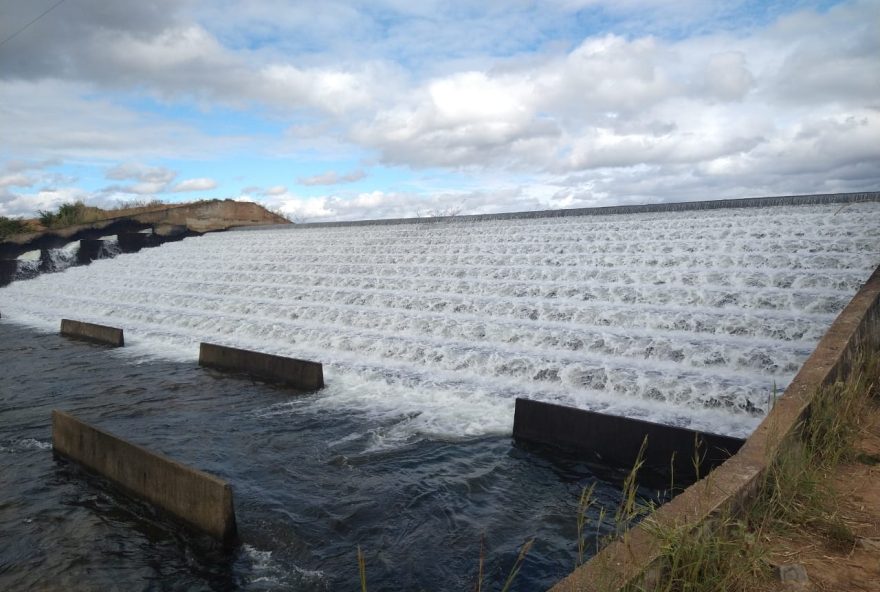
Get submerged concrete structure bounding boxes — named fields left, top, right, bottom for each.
left=60, top=319, right=125, bottom=347
left=199, top=342, right=324, bottom=390
left=52, top=410, right=237, bottom=542
left=513, top=398, right=744, bottom=481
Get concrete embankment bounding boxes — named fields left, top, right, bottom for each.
left=52, top=410, right=237, bottom=542
left=550, top=263, right=880, bottom=592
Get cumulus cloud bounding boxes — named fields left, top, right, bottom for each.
left=259, top=185, right=568, bottom=223
left=298, top=169, right=366, bottom=186
left=264, top=185, right=288, bottom=195
left=100, top=163, right=177, bottom=194
left=2, top=0, right=879, bottom=219
left=170, top=177, right=218, bottom=192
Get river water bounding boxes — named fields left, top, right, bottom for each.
left=1, top=201, right=878, bottom=590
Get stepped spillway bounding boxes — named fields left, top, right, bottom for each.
left=1, top=201, right=878, bottom=441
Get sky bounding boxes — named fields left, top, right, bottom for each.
left=0, top=0, right=878, bottom=222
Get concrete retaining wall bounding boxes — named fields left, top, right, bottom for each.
left=550, top=264, right=880, bottom=591
left=60, top=319, right=124, bottom=347
left=513, top=398, right=744, bottom=482
left=199, top=342, right=324, bottom=390
left=52, top=410, right=237, bottom=542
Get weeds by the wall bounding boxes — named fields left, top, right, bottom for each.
left=633, top=351, right=879, bottom=592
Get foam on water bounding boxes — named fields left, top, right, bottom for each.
left=1, top=202, right=878, bottom=440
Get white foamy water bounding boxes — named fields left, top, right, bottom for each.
left=1, top=202, right=878, bottom=441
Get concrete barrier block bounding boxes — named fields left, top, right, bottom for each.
left=513, top=398, right=744, bottom=482
left=78, top=239, right=105, bottom=264
left=0, top=259, right=16, bottom=287
left=52, top=410, right=237, bottom=542
left=199, top=342, right=324, bottom=390
left=117, top=232, right=154, bottom=253
left=60, top=319, right=125, bottom=347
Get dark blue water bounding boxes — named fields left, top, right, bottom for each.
left=0, top=321, right=658, bottom=591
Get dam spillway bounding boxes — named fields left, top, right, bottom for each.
left=1, top=198, right=879, bottom=590
left=2, top=201, right=878, bottom=440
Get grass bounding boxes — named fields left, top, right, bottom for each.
left=632, top=350, right=880, bottom=592
left=0, top=216, right=33, bottom=239
left=4, top=198, right=223, bottom=235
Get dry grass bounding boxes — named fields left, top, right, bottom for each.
left=12, top=199, right=217, bottom=233
left=632, top=351, right=880, bottom=592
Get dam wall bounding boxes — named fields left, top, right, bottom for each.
left=289, top=191, right=880, bottom=229
left=550, top=263, right=880, bottom=591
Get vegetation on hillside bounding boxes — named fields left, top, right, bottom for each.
left=0, top=198, right=228, bottom=240
left=0, top=216, right=34, bottom=240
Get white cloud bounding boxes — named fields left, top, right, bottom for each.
left=298, top=169, right=366, bottom=186
left=264, top=185, right=288, bottom=195
left=106, top=163, right=176, bottom=183
left=2, top=0, right=879, bottom=220
left=0, top=174, right=34, bottom=188
left=171, top=177, right=218, bottom=192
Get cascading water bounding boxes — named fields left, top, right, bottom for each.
left=0, top=201, right=878, bottom=590
left=14, top=249, right=41, bottom=279
left=98, top=236, right=121, bottom=258
left=42, top=241, right=81, bottom=273
left=2, top=202, right=878, bottom=439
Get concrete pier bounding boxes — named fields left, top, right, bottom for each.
left=199, top=342, right=324, bottom=390
left=52, top=410, right=237, bottom=542
left=60, top=319, right=125, bottom=347
left=513, top=398, right=744, bottom=481
left=0, top=259, right=16, bottom=287
left=78, top=239, right=105, bottom=264
left=117, top=232, right=153, bottom=253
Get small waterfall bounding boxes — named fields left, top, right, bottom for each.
left=14, top=250, right=41, bottom=280
left=98, top=237, right=121, bottom=259
left=42, top=242, right=81, bottom=273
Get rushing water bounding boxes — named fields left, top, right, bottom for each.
left=0, top=323, right=648, bottom=591
left=1, top=201, right=879, bottom=590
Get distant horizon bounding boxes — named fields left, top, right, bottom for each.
left=2, top=0, right=878, bottom=222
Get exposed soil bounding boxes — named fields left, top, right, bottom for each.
left=760, top=401, right=880, bottom=591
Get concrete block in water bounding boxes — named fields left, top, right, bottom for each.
left=513, top=398, right=744, bottom=481
left=60, top=319, right=125, bottom=347
left=199, top=342, right=324, bottom=390
left=0, top=259, right=16, bottom=287
left=117, top=232, right=154, bottom=253
left=52, top=410, right=237, bottom=542
left=78, top=239, right=105, bottom=264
